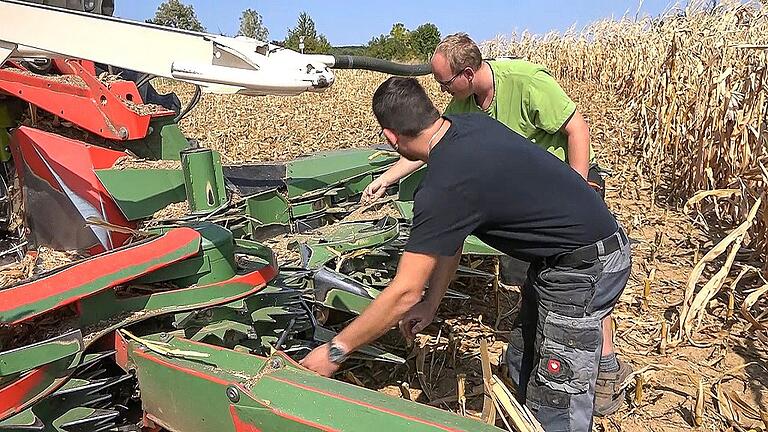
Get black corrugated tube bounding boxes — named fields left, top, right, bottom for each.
left=331, top=55, right=431, bottom=76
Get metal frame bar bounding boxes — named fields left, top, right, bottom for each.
left=0, top=0, right=335, bottom=96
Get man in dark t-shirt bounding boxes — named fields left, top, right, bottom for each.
left=301, top=77, right=631, bottom=431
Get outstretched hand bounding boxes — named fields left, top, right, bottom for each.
left=299, top=344, right=340, bottom=377
left=398, top=301, right=437, bottom=341
left=361, top=177, right=389, bottom=204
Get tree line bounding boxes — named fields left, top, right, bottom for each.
left=146, top=0, right=441, bottom=61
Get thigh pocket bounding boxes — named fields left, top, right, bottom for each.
left=535, top=267, right=597, bottom=313
left=535, top=312, right=601, bottom=395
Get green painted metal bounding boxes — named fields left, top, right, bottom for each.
left=0, top=230, right=202, bottom=324
left=323, top=289, right=373, bottom=315
left=126, top=336, right=501, bottom=432
left=290, top=195, right=330, bottom=219
left=1, top=260, right=276, bottom=423
left=301, top=217, right=400, bottom=268
left=254, top=363, right=503, bottom=431
left=246, top=190, right=290, bottom=236
left=326, top=172, right=373, bottom=203
left=140, top=223, right=236, bottom=286
left=181, top=147, right=228, bottom=214
left=75, top=259, right=275, bottom=331
left=128, top=341, right=253, bottom=432
left=0, top=102, right=22, bottom=162
left=95, top=168, right=186, bottom=220
left=462, top=236, right=503, bottom=256
left=397, top=166, right=425, bottom=201
left=0, top=330, right=82, bottom=376
left=123, top=118, right=189, bottom=161
left=0, top=408, right=38, bottom=429
left=0, top=352, right=84, bottom=421
left=284, top=148, right=397, bottom=198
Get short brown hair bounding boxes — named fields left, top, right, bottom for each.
left=372, top=77, right=440, bottom=137
left=433, top=33, right=483, bottom=73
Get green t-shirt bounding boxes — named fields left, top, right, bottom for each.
left=444, top=59, right=590, bottom=162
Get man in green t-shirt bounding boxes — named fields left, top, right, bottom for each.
left=362, top=33, right=627, bottom=416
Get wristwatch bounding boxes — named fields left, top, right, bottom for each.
left=327, top=339, right=349, bottom=364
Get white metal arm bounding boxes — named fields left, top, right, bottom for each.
left=0, top=0, right=336, bottom=96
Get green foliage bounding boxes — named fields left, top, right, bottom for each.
left=365, top=22, right=440, bottom=61
left=146, top=0, right=205, bottom=32
left=329, top=46, right=369, bottom=56
left=238, top=8, right=269, bottom=41
left=284, top=12, right=332, bottom=54
left=410, top=23, right=441, bottom=61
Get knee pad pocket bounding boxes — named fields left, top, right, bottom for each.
left=535, top=312, right=601, bottom=395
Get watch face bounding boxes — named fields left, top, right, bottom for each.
left=328, top=344, right=347, bottom=363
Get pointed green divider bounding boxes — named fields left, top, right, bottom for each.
left=126, top=335, right=503, bottom=432
left=0, top=228, right=201, bottom=324
left=284, top=148, right=397, bottom=198
left=95, top=168, right=186, bottom=220
left=0, top=330, right=82, bottom=376
left=139, top=223, right=236, bottom=286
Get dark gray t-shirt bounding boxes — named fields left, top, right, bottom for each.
left=405, top=113, right=617, bottom=261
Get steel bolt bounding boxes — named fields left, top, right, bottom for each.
left=117, top=127, right=129, bottom=140
left=269, top=357, right=283, bottom=369
left=226, top=385, right=240, bottom=403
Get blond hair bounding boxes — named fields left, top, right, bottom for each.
left=433, top=33, right=483, bottom=73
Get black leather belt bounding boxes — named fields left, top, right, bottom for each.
left=551, top=228, right=628, bottom=268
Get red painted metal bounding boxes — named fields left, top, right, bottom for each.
left=229, top=405, right=263, bottom=432
left=0, top=227, right=201, bottom=324
left=136, top=345, right=339, bottom=432
left=50, top=58, right=96, bottom=76
left=269, top=409, right=341, bottom=432
left=0, top=369, right=44, bottom=415
left=112, top=331, right=130, bottom=371
left=0, top=366, right=50, bottom=419
left=0, top=60, right=173, bottom=140
left=10, top=126, right=135, bottom=250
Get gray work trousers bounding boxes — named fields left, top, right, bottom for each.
left=504, top=228, right=631, bottom=432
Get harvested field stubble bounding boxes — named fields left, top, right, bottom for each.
left=152, top=7, right=768, bottom=427
left=153, top=71, right=450, bottom=163
left=481, top=1, right=768, bottom=261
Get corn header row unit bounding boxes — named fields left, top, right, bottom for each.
left=0, top=1, right=503, bottom=431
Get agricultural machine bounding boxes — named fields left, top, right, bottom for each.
left=0, top=1, right=504, bottom=431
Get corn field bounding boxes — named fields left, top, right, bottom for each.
left=154, top=4, right=768, bottom=428
left=483, top=0, right=768, bottom=263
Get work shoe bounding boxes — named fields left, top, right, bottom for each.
left=594, top=357, right=632, bottom=416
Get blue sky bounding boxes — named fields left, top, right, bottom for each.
left=116, top=1, right=680, bottom=45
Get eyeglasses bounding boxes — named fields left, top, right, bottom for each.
left=435, top=68, right=467, bottom=88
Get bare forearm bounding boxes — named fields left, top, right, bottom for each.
left=335, top=282, right=422, bottom=352
left=381, top=157, right=425, bottom=185
left=564, top=111, right=590, bottom=180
